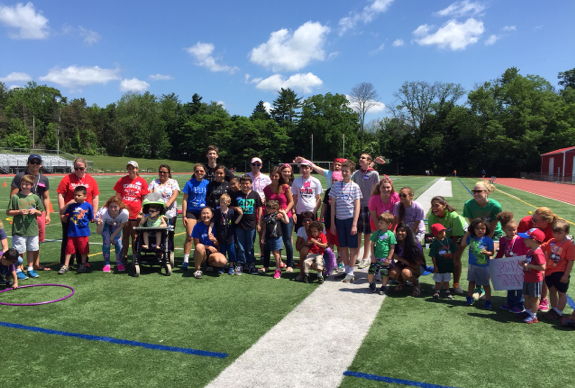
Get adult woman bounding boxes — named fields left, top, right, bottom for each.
left=148, top=164, right=180, bottom=248
left=181, top=163, right=209, bottom=270
left=263, top=166, right=295, bottom=271
left=388, top=223, right=426, bottom=296
left=113, top=161, right=149, bottom=263
left=462, top=181, right=503, bottom=245
left=369, top=176, right=400, bottom=232
left=206, top=165, right=231, bottom=210
left=428, top=196, right=467, bottom=293
left=517, top=207, right=558, bottom=311
left=392, top=187, right=426, bottom=242
left=10, top=154, right=51, bottom=271
left=57, top=157, right=100, bottom=266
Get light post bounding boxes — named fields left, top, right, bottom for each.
left=55, top=96, right=61, bottom=156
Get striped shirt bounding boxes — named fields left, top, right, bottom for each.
left=329, top=181, right=362, bottom=220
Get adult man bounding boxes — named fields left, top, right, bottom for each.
left=291, top=161, right=323, bottom=231
left=247, top=157, right=271, bottom=202
left=204, top=145, right=235, bottom=182
left=10, top=154, right=52, bottom=272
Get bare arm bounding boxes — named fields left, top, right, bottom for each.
left=295, top=236, right=306, bottom=251
left=166, top=190, right=179, bottom=209
left=283, top=186, right=294, bottom=214
left=351, top=198, right=360, bottom=235
left=9, top=187, right=18, bottom=198
left=313, top=194, right=321, bottom=218
left=293, top=156, right=326, bottom=175
left=43, top=190, right=51, bottom=225
left=92, top=195, right=99, bottom=215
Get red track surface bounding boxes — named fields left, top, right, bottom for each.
left=493, top=178, right=575, bottom=206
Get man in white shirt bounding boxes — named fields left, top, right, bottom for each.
left=247, top=157, right=271, bottom=202
left=291, top=161, right=323, bottom=231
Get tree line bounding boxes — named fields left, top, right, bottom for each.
left=0, top=66, right=573, bottom=176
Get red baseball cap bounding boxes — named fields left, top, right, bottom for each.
left=431, top=223, right=447, bottom=237
left=518, top=228, right=545, bottom=243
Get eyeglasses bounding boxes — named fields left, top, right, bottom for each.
left=74, top=167, right=85, bottom=171
left=29, top=160, right=41, bottom=165
left=159, top=171, right=169, bottom=174
left=399, top=194, right=409, bottom=198
left=472, top=190, right=485, bottom=194
left=252, top=163, right=261, bottom=167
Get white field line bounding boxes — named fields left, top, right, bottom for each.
left=417, top=177, right=453, bottom=217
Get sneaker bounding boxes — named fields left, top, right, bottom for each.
left=274, top=269, right=281, bottom=279
left=539, top=298, right=550, bottom=312
left=358, top=259, right=370, bottom=269
left=296, top=274, right=304, bottom=282
left=194, top=270, right=203, bottom=279
left=466, top=296, right=474, bottom=306
left=57, top=265, right=69, bottom=275
left=103, top=264, right=111, bottom=273
left=17, top=271, right=28, bottom=280
left=499, top=304, right=511, bottom=311
left=473, top=287, right=485, bottom=300
left=509, top=307, right=525, bottom=314
left=544, top=309, right=562, bottom=320
left=342, top=274, right=355, bottom=283
left=77, top=264, right=87, bottom=273
left=561, top=317, right=575, bottom=327
left=303, top=274, right=310, bottom=283
left=249, top=265, right=258, bottom=275
left=433, top=291, right=440, bottom=299
left=85, top=262, right=91, bottom=268
left=228, top=266, right=235, bottom=275
left=378, top=286, right=388, bottom=295
left=453, top=283, right=464, bottom=294
left=27, top=269, right=39, bottom=278
left=181, top=262, right=189, bottom=271
left=218, top=268, right=224, bottom=275
left=317, top=273, right=324, bottom=284
left=117, top=264, right=126, bottom=272
left=338, top=263, right=344, bottom=271
left=446, top=292, right=453, bottom=300
left=234, top=265, right=243, bottom=275
left=333, top=272, right=347, bottom=280
left=280, top=261, right=286, bottom=269
left=484, top=300, right=492, bottom=310
left=524, top=316, right=538, bottom=324
left=369, top=282, right=377, bottom=293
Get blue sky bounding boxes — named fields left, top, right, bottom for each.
left=1, top=0, right=574, bottom=121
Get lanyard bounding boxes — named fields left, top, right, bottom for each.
left=505, top=236, right=517, bottom=256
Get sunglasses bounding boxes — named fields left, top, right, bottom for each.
left=302, top=219, right=313, bottom=223
left=399, top=194, right=409, bottom=198
left=252, top=163, right=261, bottom=167
left=159, top=171, right=169, bottom=174
left=74, top=167, right=85, bottom=171
left=532, top=216, right=541, bottom=223
left=472, top=190, right=485, bottom=194
left=149, top=209, right=160, bottom=213
left=29, top=160, right=41, bottom=165
left=359, top=156, right=368, bottom=160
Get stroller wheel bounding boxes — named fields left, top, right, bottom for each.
left=169, top=252, right=175, bottom=268
left=133, top=264, right=140, bottom=277
left=165, top=263, right=172, bottom=276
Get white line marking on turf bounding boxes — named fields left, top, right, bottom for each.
left=417, top=177, right=452, bottom=216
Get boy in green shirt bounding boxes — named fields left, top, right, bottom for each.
left=368, top=212, right=396, bottom=295
left=429, top=223, right=458, bottom=299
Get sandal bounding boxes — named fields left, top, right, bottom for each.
left=394, top=283, right=405, bottom=292
left=34, top=265, right=51, bottom=271
left=412, top=286, right=421, bottom=297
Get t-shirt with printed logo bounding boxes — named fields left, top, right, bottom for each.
left=182, top=178, right=209, bottom=213
left=232, top=190, right=262, bottom=230
left=524, top=247, right=546, bottom=282
left=57, top=173, right=100, bottom=205
left=542, top=238, right=575, bottom=275
left=113, top=176, right=149, bottom=219
left=291, top=176, right=323, bottom=214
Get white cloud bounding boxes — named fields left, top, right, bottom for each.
left=148, top=74, right=174, bottom=81
left=327, top=51, right=339, bottom=60
left=484, top=26, right=516, bottom=46
left=185, top=42, right=238, bottom=74
left=249, top=21, right=330, bottom=72
left=435, top=0, right=485, bottom=18
left=79, top=26, right=100, bottom=45
left=263, top=101, right=272, bottom=113
left=39, top=65, right=120, bottom=88
left=216, top=100, right=226, bottom=108
left=255, top=73, right=323, bottom=94
left=0, top=2, right=49, bottom=39
left=484, top=34, right=498, bottom=46
left=370, top=43, right=385, bottom=55
left=8, top=85, right=21, bottom=90
left=119, top=78, right=150, bottom=93
left=501, top=25, right=516, bottom=32
left=0, top=72, right=32, bottom=83
left=413, top=18, right=484, bottom=50
left=339, top=0, right=394, bottom=35
left=392, top=39, right=404, bottom=47
left=346, top=94, right=386, bottom=113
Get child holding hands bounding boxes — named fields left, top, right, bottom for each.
left=368, top=212, right=396, bottom=295
left=517, top=228, right=547, bottom=324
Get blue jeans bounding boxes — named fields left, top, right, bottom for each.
left=219, top=242, right=236, bottom=263
left=235, top=228, right=256, bottom=265
left=263, top=218, right=294, bottom=268
left=506, top=290, right=524, bottom=310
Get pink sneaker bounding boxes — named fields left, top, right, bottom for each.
left=539, top=298, right=549, bottom=312
left=117, top=264, right=126, bottom=272
left=274, top=269, right=281, bottom=279
left=280, top=261, right=286, bottom=269
left=102, top=264, right=111, bottom=273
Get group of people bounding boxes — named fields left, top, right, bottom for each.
left=1, top=149, right=574, bottom=327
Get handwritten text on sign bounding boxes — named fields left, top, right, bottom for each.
left=489, top=255, right=526, bottom=291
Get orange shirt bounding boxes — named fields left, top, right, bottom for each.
left=542, top=238, right=575, bottom=275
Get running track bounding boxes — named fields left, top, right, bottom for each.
left=491, top=178, right=575, bottom=206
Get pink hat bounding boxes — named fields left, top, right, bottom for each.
left=331, top=171, right=343, bottom=181
left=251, top=157, right=262, bottom=164
left=300, top=160, right=313, bottom=167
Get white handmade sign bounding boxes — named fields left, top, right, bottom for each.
left=489, top=255, right=526, bottom=291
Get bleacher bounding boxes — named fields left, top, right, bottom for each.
left=0, top=154, right=74, bottom=174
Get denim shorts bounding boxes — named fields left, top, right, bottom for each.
left=266, top=236, right=283, bottom=251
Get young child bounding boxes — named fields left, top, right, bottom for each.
left=517, top=228, right=547, bottom=324
left=6, top=174, right=45, bottom=279
left=260, top=200, right=289, bottom=279
left=191, top=207, right=227, bottom=279
left=96, top=196, right=130, bottom=273
left=330, top=161, right=362, bottom=283
left=0, top=248, right=20, bottom=289
left=58, top=186, right=94, bottom=274
left=320, top=171, right=342, bottom=272
left=231, top=174, right=263, bottom=275
left=213, top=193, right=242, bottom=275
left=495, top=211, right=529, bottom=312
left=139, top=203, right=168, bottom=250
left=541, top=220, right=574, bottom=320
left=429, top=223, right=458, bottom=299
left=461, top=218, right=495, bottom=309
left=302, top=221, right=328, bottom=283
left=368, top=212, right=397, bottom=295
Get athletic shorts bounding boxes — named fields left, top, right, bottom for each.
left=186, top=211, right=201, bottom=220
left=357, top=207, right=371, bottom=235
left=12, top=235, right=39, bottom=254
left=335, top=218, right=358, bottom=248
left=523, top=280, right=543, bottom=298
left=467, top=264, right=490, bottom=286
left=65, top=236, right=90, bottom=255
left=545, top=272, right=570, bottom=293
left=433, top=272, right=452, bottom=283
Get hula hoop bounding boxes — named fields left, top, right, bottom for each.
left=0, top=283, right=75, bottom=306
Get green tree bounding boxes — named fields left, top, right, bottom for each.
left=270, top=88, right=302, bottom=135
left=250, top=100, right=271, bottom=121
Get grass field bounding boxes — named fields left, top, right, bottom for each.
left=1, top=173, right=574, bottom=387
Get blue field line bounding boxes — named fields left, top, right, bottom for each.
left=456, top=178, right=473, bottom=197
left=344, top=371, right=459, bottom=388
left=567, top=295, right=575, bottom=310
left=0, top=321, right=228, bottom=358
